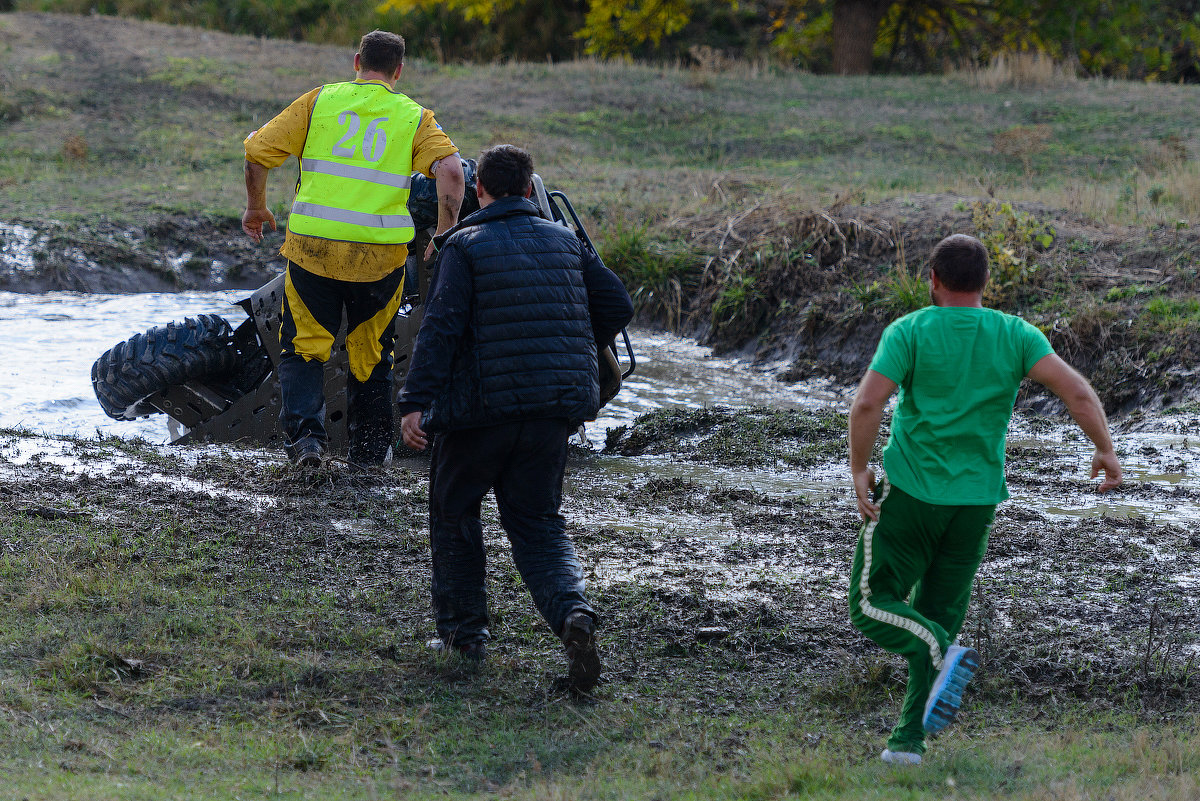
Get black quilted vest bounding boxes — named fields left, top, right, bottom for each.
left=423, top=197, right=599, bottom=432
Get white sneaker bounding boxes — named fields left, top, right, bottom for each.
left=880, top=748, right=922, bottom=765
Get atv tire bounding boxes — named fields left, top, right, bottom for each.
left=92, top=314, right=238, bottom=420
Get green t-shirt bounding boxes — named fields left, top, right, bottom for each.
left=868, top=305, right=1055, bottom=505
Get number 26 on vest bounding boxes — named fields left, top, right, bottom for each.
left=332, top=111, right=389, bottom=162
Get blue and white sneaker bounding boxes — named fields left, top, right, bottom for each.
left=923, top=644, right=980, bottom=735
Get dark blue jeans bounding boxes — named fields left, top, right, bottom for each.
left=429, top=418, right=593, bottom=646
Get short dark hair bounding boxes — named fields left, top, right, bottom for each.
left=358, top=30, right=405, bottom=74
left=930, top=234, right=989, bottom=292
left=477, top=144, right=533, bottom=199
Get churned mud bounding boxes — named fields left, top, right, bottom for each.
left=1, top=404, right=1195, bottom=725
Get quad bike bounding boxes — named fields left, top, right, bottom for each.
left=91, top=162, right=635, bottom=453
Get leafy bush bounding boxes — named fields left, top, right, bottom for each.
left=969, top=200, right=1054, bottom=307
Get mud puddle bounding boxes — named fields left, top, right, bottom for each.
left=563, top=407, right=1200, bottom=703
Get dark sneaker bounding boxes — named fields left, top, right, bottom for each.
left=292, top=440, right=324, bottom=469
left=561, top=611, right=601, bottom=693
left=427, top=637, right=487, bottom=663
left=923, top=644, right=980, bottom=735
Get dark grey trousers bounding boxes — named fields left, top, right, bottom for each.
left=428, top=418, right=593, bottom=645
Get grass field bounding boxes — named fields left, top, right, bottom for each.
left=1, top=13, right=1199, bottom=798
left=0, top=11, right=1198, bottom=228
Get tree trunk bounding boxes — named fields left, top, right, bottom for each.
left=832, top=0, right=891, bottom=75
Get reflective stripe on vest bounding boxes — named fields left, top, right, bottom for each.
left=288, top=82, right=423, bottom=244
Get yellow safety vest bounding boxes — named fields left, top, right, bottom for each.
left=288, top=81, right=423, bottom=245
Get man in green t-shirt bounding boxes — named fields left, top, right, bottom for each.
left=847, top=234, right=1122, bottom=765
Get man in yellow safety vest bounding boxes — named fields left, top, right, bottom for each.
left=241, top=29, right=464, bottom=467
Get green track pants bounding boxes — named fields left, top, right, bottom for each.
left=848, top=479, right=995, bottom=754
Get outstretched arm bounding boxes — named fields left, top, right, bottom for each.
left=1026, top=354, right=1122, bottom=492
left=848, top=369, right=898, bottom=521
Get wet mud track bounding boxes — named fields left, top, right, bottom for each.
left=0, top=405, right=1197, bottom=724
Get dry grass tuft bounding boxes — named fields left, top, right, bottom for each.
left=673, top=183, right=896, bottom=269
left=61, top=134, right=88, bottom=161
left=1164, top=161, right=1200, bottom=219
left=664, top=183, right=897, bottom=343
left=993, top=124, right=1053, bottom=178
left=956, top=50, right=1077, bottom=88
left=1145, top=134, right=1190, bottom=171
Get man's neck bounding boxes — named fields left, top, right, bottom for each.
left=933, top=292, right=984, bottom=308
left=355, top=70, right=395, bottom=87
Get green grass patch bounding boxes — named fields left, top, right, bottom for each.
left=1, top=14, right=1199, bottom=226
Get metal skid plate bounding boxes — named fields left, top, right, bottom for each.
left=172, top=373, right=285, bottom=448
left=168, top=298, right=425, bottom=454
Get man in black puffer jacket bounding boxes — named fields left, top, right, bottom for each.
left=396, top=144, right=634, bottom=692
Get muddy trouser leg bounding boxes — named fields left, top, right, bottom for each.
left=277, top=356, right=327, bottom=452
left=429, top=425, right=506, bottom=646
left=899, top=502, right=993, bottom=747
left=277, top=262, right=343, bottom=453
left=847, top=480, right=993, bottom=754
left=493, top=419, right=592, bottom=638
left=347, top=369, right=393, bottom=464
left=344, top=268, right=406, bottom=464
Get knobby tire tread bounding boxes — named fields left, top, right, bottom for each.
left=92, top=314, right=237, bottom=419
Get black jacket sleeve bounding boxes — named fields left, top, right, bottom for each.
left=580, top=244, right=634, bottom=345
left=395, top=242, right=472, bottom=416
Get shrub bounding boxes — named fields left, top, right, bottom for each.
left=970, top=201, right=1055, bottom=307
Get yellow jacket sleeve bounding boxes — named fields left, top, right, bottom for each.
left=412, top=110, right=460, bottom=177
left=244, top=87, right=320, bottom=169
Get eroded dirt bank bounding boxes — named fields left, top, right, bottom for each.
left=0, top=216, right=282, bottom=293
left=620, top=193, right=1200, bottom=414
left=6, top=191, right=1200, bottom=413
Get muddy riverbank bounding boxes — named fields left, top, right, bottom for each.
left=6, top=190, right=1200, bottom=416
left=0, top=216, right=281, bottom=293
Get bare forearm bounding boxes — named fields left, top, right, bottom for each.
left=848, top=402, right=883, bottom=474
left=1063, top=382, right=1115, bottom=453
left=1027, top=354, right=1122, bottom=491
left=434, top=158, right=464, bottom=233
left=244, top=161, right=269, bottom=209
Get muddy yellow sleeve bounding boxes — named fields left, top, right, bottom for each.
left=244, top=87, right=320, bottom=169
left=411, top=109, right=460, bottom=178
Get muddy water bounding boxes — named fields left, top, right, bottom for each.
left=2, top=290, right=1199, bottom=530
left=0, top=291, right=834, bottom=440
left=0, top=290, right=250, bottom=439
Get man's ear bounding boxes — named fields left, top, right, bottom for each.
left=393, top=63, right=403, bottom=81
left=353, top=52, right=361, bottom=72
left=523, top=182, right=533, bottom=198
